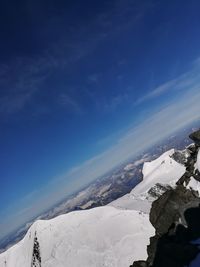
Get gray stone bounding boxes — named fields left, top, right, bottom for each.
left=130, top=261, right=147, bottom=267
left=189, top=129, right=200, bottom=146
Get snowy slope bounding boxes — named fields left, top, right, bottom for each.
left=110, top=149, right=186, bottom=213
left=0, top=207, right=154, bottom=267
left=133, top=149, right=185, bottom=194
left=0, top=149, right=186, bottom=267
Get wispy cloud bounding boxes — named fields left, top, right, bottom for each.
left=58, top=94, right=83, bottom=114
left=0, top=0, right=153, bottom=119
left=33, top=61, right=200, bottom=190
left=1, top=58, right=200, bottom=240
left=134, top=62, right=200, bottom=105
left=87, top=73, right=101, bottom=84
left=0, top=56, right=50, bottom=117
left=1, top=1, right=199, bottom=240
left=0, top=92, right=33, bottom=115
left=24, top=84, right=200, bottom=219
left=103, top=93, right=129, bottom=112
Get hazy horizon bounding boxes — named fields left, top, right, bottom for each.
left=1, top=0, right=200, bottom=241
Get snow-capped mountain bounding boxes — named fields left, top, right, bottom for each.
left=1, top=129, right=200, bottom=267
left=1, top=127, right=193, bottom=254
left=110, top=149, right=186, bottom=213
left=0, top=145, right=189, bottom=267
left=0, top=206, right=154, bottom=267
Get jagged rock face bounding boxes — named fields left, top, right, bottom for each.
left=149, top=205, right=200, bottom=267
left=177, top=144, right=199, bottom=186
left=150, top=185, right=199, bottom=236
left=131, top=261, right=147, bottom=267
left=147, top=185, right=200, bottom=266
left=147, top=183, right=171, bottom=199
left=131, top=185, right=200, bottom=267
left=131, top=130, right=200, bottom=267
left=171, top=150, right=188, bottom=165
left=189, top=129, right=200, bottom=146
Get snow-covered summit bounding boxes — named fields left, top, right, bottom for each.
left=0, top=148, right=188, bottom=267
left=0, top=207, right=153, bottom=267
left=110, top=149, right=186, bottom=213
left=133, top=149, right=185, bottom=195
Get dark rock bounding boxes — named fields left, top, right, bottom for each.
left=171, top=150, right=188, bottom=165
left=130, top=261, right=147, bottom=267
left=147, top=183, right=171, bottom=199
left=177, top=140, right=199, bottom=184
left=131, top=130, right=200, bottom=267
left=150, top=186, right=199, bottom=235
left=150, top=205, right=200, bottom=267
left=147, top=185, right=200, bottom=265
left=194, top=169, right=200, bottom=182
left=189, top=129, right=200, bottom=146
left=187, top=144, right=197, bottom=153
left=31, top=232, right=41, bottom=267
left=176, top=171, right=191, bottom=186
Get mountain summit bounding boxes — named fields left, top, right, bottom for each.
left=1, top=130, right=200, bottom=267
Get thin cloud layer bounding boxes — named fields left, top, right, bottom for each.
left=1, top=61, right=200, bottom=240
left=134, top=62, right=200, bottom=105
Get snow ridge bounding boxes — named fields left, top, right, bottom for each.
left=0, top=149, right=187, bottom=267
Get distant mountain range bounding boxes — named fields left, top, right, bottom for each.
left=1, top=122, right=200, bottom=267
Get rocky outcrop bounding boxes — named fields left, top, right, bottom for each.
left=147, top=183, right=172, bottom=199
left=146, top=186, right=200, bottom=266
left=171, top=150, right=188, bottom=165
left=132, top=261, right=147, bottom=267
left=131, top=129, right=200, bottom=267
left=189, top=129, right=200, bottom=146
left=31, top=232, right=41, bottom=267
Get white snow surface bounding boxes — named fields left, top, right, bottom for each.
left=133, top=149, right=185, bottom=195
left=0, top=149, right=186, bottom=267
left=0, top=207, right=153, bottom=267
left=110, top=149, right=186, bottom=213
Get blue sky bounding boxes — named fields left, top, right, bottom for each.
left=1, top=0, right=200, bottom=240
